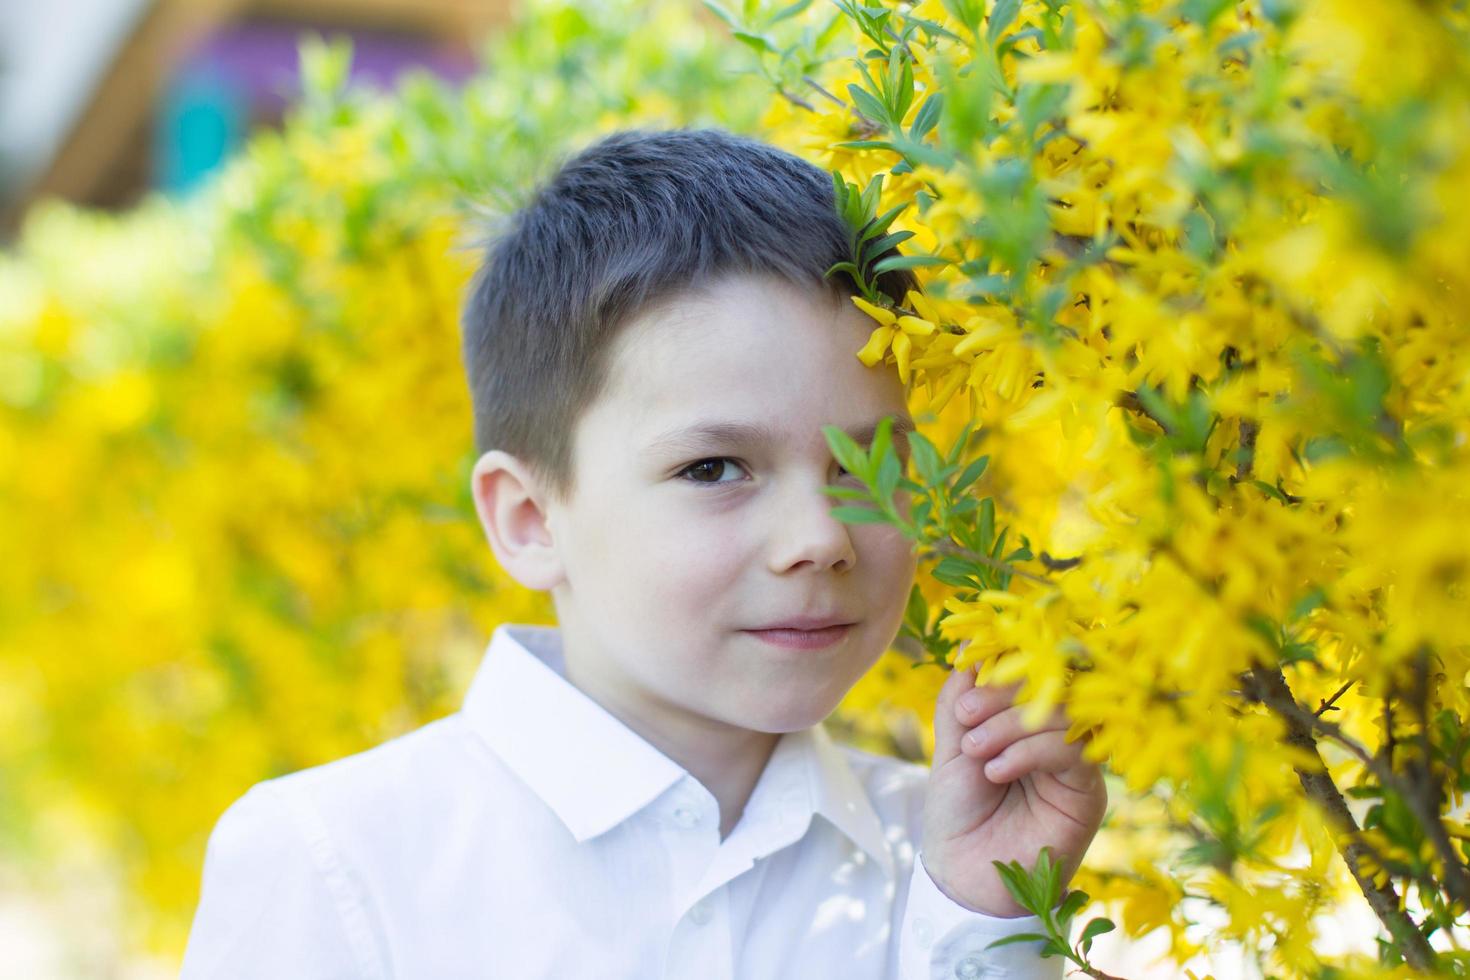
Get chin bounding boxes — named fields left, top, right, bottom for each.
left=740, top=698, right=841, bottom=734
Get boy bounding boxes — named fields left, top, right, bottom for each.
left=181, top=127, right=1107, bottom=978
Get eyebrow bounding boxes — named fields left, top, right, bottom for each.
left=644, top=415, right=916, bottom=457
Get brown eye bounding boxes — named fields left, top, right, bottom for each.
left=679, top=458, right=747, bottom=485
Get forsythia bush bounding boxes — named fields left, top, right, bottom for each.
left=3, top=0, right=1466, bottom=975
left=725, top=0, right=1470, bottom=974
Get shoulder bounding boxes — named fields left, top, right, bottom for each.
left=221, top=713, right=489, bottom=860
left=274, top=712, right=465, bottom=793
left=187, top=737, right=430, bottom=979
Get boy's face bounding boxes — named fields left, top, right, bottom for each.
left=534, top=271, right=917, bottom=737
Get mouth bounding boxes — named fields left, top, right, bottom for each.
left=741, top=624, right=854, bottom=650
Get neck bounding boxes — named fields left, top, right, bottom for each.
left=560, top=653, right=783, bottom=841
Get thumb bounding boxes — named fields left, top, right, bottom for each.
left=931, top=644, right=977, bottom=767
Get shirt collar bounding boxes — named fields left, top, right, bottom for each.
left=459, top=623, right=895, bottom=879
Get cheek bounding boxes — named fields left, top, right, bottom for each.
left=858, top=523, right=917, bottom=576
left=855, top=526, right=918, bottom=606
left=618, top=498, right=753, bottom=595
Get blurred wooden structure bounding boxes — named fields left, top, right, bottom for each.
left=1, top=0, right=513, bottom=236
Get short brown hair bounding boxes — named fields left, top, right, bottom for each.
left=459, top=127, right=917, bottom=503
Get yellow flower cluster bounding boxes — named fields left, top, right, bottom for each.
left=781, top=0, right=1470, bottom=972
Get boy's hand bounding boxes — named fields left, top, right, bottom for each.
left=920, top=654, right=1107, bottom=918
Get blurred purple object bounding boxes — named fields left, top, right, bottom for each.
left=180, top=18, right=478, bottom=117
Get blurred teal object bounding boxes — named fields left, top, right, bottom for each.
left=156, top=69, right=244, bottom=194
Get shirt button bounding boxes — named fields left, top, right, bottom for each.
left=953, top=954, right=986, bottom=978
left=672, top=805, right=699, bottom=828
left=912, top=917, right=934, bottom=949
left=689, top=899, right=713, bottom=925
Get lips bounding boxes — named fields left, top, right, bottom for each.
left=747, top=614, right=857, bottom=631
left=743, top=623, right=854, bottom=650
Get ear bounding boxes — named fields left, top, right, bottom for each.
left=469, top=450, right=565, bottom=592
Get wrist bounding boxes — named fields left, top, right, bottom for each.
left=920, top=852, right=1033, bottom=919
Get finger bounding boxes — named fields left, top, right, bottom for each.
left=981, top=729, right=1088, bottom=783
left=952, top=680, right=1028, bottom=730
left=959, top=703, right=1070, bottom=760
left=931, top=660, right=979, bottom=766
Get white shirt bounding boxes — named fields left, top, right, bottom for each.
left=181, top=623, right=1061, bottom=979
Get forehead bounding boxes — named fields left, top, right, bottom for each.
left=593, top=273, right=911, bottom=445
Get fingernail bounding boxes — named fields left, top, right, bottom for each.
left=958, top=691, right=983, bottom=715
left=963, top=728, right=986, bottom=753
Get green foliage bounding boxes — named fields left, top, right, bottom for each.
left=820, top=416, right=1036, bottom=670
left=989, top=846, right=1117, bottom=968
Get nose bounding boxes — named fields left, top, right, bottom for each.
left=767, top=478, right=858, bottom=573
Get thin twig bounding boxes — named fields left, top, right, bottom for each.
left=776, top=84, right=817, bottom=113
left=1315, top=679, right=1357, bottom=717
left=802, top=74, right=847, bottom=108
left=1244, top=666, right=1440, bottom=971
left=917, top=537, right=1055, bottom=586
left=1408, top=647, right=1470, bottom=907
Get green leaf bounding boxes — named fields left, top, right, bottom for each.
left=860, top=230, right=917, bottom=264
left=859, top=170, right=885, bottom=217
left=909, top=92, right=944, bottom=140
left=1135, top=384, right=1176, bottom=433
left=883, top=133, right=955, bottom=169
left=847, top=84, right=894, bottom=127
left=908, top=431, right=944, bottom=486
left=822, top=424, right=871, bottom=481
left=1056, top=889, right=1089, bottom=926
left=1038, top=846, right=1062, bottom=908
left=991, top=858, right=1038, bottom=911
left=1288, top=587, right=1326, bottom=621
left=825, top=261, right=872, bottom=299
left=700, top=0, right=741, bottom=29
left=870, top=415, right=894, bottom=476
left=944, top=419, right=979, bottom=466
left=932, top=557, right=984, bottom=588
left=828, top=506, right=893, bottom=525
left=952, top=454, right=990, bottom=494
left=767, top=0, right=815, bottom=24
left=859, top=202, right=911, bottom=245
left=986, top=0, right=1021, bottom=45
left=941, top=0, right=984, bottom=34
left=895, top=50, right=916, bottom=121
left=951, top=496, right=979, bottom=518
left=985, top=933, right=1051, bottom=949
left=1079, top=916, right=1115, bottom=955
left=876, top=450, right=901, bottom=504
left=873, top=254, right=949, bottom=274
left=733, top=30, right=775, bottom=53
left=820, top=485, right=876, bottom=501
left=1181, top=0, right=1236, bottom=27
left=1005, top=544, right=1033, bottom=563
left=1078, top=915, right=1113, bottom=942
left=832, top=171, right=850, bottom=216
left=834, top=139, right=902, bottom=153
left=1250, top=478, right=1288, bottom=504
left=977, top=38, right=1012, bottom=100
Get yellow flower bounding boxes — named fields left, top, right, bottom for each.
left=851, top=295, right=896, bottom=325
left=856, top=323, right=896, bottom=367
left=892, top=330, right=913, bottom=383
